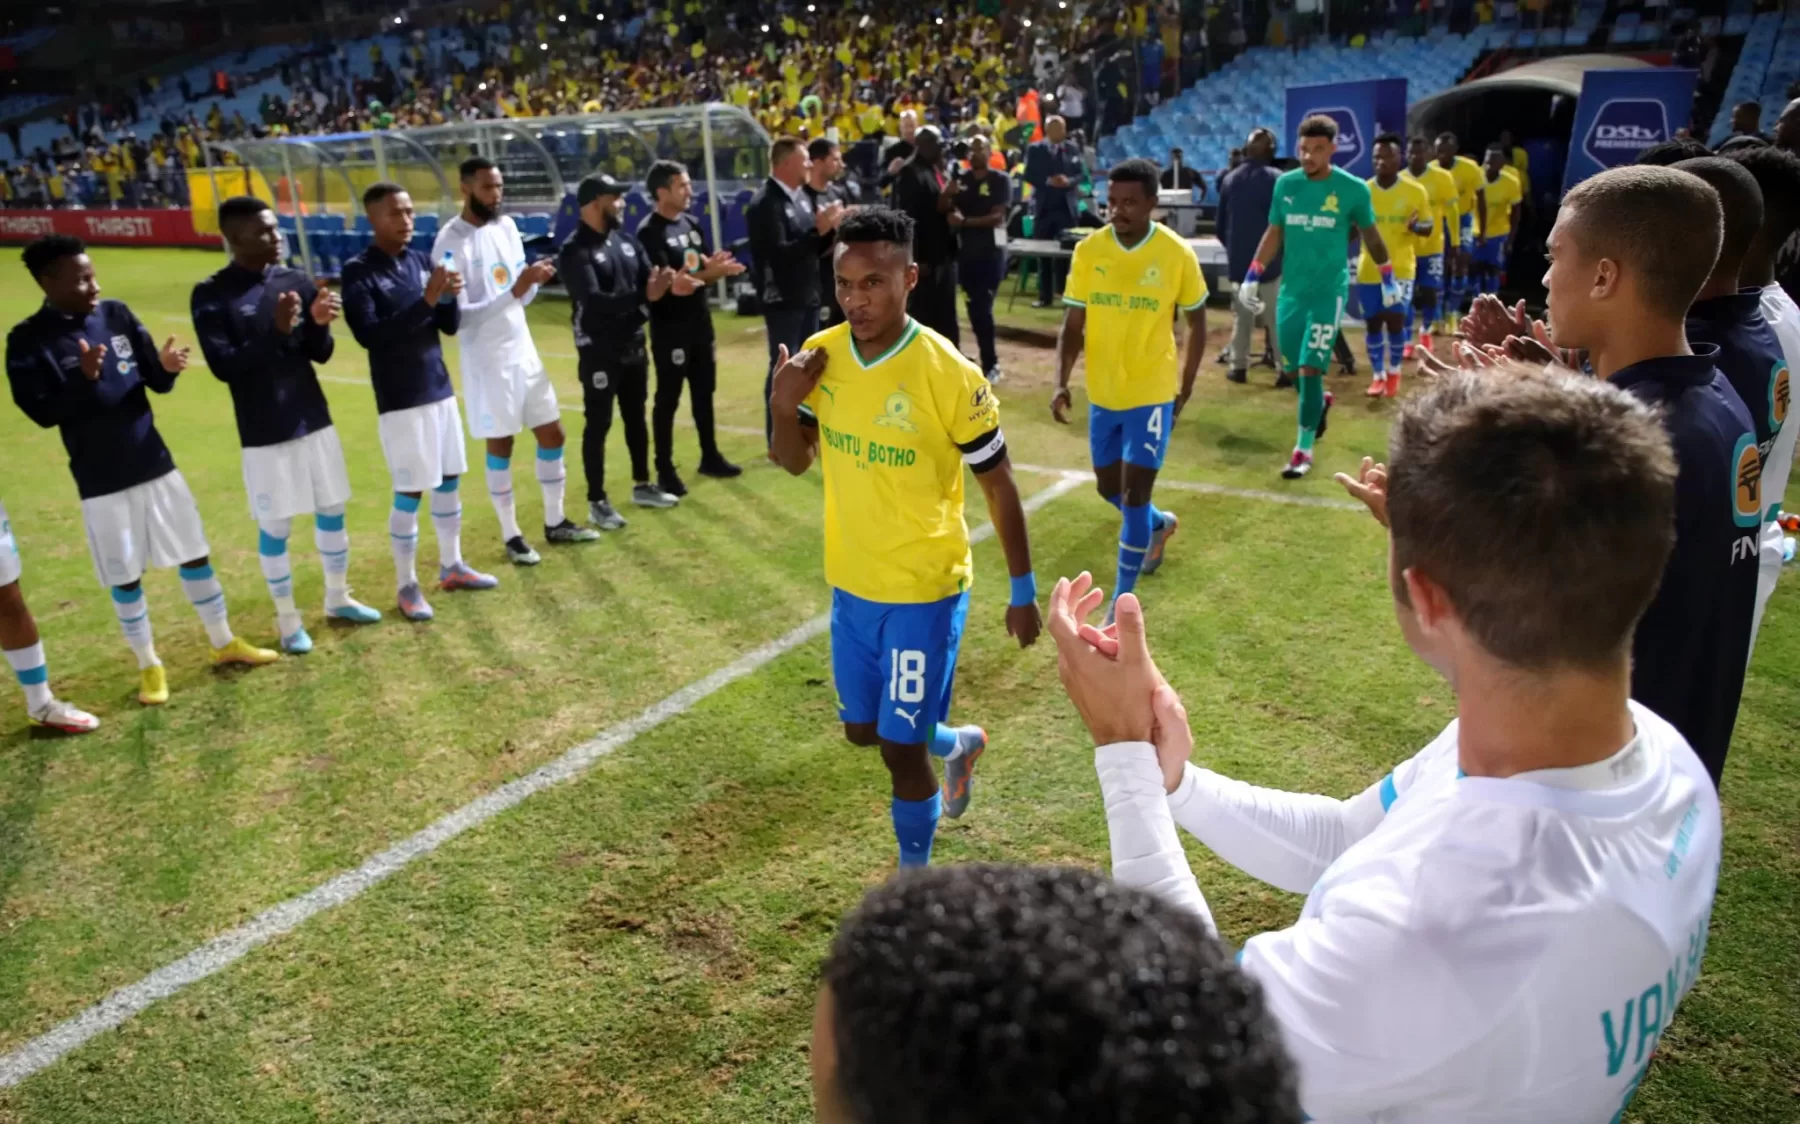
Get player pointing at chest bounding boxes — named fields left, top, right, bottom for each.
left=1239, top=114, right=1397, bottom=478
left=1053, top=158, right=1208, bottom=617
left=770, top=206, right=1042, bottom=869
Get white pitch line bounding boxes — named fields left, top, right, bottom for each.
left=0, top=472, right=1087, bottom=1089
left=1011, top=463, right=1363, bottom=512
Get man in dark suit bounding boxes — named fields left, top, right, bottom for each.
left=1023, top=114, right=1083, bottom=307
left=748, top=135, right=843, bottom=448
left=1160, top=148, right=1203, bottom=194
left=892, top=125, right=960, bottom=345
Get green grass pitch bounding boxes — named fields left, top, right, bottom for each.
left=0, top=247, right=1794, bottom=1123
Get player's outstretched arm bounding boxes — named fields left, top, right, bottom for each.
left=973, top=457, right=1041, bottom=648
left=769, top=344, right=824, bottom=475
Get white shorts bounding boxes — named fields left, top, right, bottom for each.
left=1750, top=519, right=1784, bottom=658
left=379, top=396, right=469, bottom=493
left=81, top=470, right=210, bottom=588
left=462, top=356, right=559, bottom=438
left=242, top=426, right=352, bottom=521
left=0, top=499, right=21, bottom=588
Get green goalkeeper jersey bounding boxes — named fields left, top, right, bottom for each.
left=1268, top=165, right=1374, bottom=297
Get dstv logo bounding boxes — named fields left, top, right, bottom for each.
left=1583, top=98, right=1670, bottom=166
left=1305, top=106, right=1364, bottom=168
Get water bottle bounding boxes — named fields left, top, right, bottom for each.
left=441, top=250, right=458, bottom=276
left=1784, top=536, right=1796, bottom=565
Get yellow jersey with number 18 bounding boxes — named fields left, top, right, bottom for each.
left=798, top=319, right=1005, bottom=604
left=1064, top=223, right=1207, bottom=411
left=1358, top=175, right=1431, bottom=283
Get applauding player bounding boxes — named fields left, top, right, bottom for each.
left=8, top=236, right=278, bottom=705
left=770, top=207, right=1041, bottom=868
left=192, top=196, right=383, bottom=653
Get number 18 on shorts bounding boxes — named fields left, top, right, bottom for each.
left=830, top=589, right=971, bottom=745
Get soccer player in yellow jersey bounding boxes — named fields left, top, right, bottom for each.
left=1359, top=135, right=1434, bottom=397
left=1403, top=135, right=1461, bottom=353
left=770, top=207, right=1041, bottom=868
left=1474, top=142, right=1523, bottom=294
left=1052, top=159, right=1206, bottom=607
left=1434, top=132, right=1487, bottom=312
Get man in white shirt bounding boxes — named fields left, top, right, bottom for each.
left=1723, top=144, right=1800, bottom=653
left=433, top=156, right=593, bottom=567
left=1048, top=369, right=1722, bottom=1123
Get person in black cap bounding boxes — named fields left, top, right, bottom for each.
left=559, top=173, right=700, bottom=529
left=638, top=159, right=747, bottom=494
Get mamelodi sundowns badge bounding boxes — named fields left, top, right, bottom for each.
left=1733, top=433, right=1763, bottom=527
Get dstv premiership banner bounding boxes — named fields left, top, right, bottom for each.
left=1284, top=79, right=1409, bottom=178
left=1563, top=67, right=1699, bottom=190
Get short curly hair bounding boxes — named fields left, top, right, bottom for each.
left=22, top=234, right=85, bottom=279
left=822, top=864, right=1301, bottom=1124
left=837, top=205, right=915, bottom=256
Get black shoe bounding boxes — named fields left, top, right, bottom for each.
left=1336, top=357, right=1358, bottom=376
left=1215, top=347, right=1231, bottom=365
left=1317, top=391, right=1334, bottom=440
left=1226, top=368, right=1247, bottom=384
left=1274, top=371, right=1296, bottom=390
left=697, top=457, right=742, bottom=479
left=657, top=470, right=688, bottom=498
left=1258, top=349, right=1276, bottom=369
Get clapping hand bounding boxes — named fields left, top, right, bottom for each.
left=669, top=269, right=702, bottom=296
left=158, top=336, right=190, bottom=373
left=1333, top=456, right=1390, bottom=527
left=648, top=265, right=677, bottom=300
left=76, top=338, right=106, bottom=381
left=309, top=280, right=341, bottom=325
left=274, top=289, right=303, bottom=334
left=1046, top=573, right=1167, bottom=746
left=701, top=249, right=746, bottom=278
left=1458, top=293, right=1528, bottom=348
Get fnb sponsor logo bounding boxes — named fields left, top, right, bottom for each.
left=0, top=214, right=55, bottom=237
left=83, top=215, right=155, bottom=238
left=1583, top=99, right=1669, bottom=167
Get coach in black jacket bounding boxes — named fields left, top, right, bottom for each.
left=748, top=136, right=842, bottom=447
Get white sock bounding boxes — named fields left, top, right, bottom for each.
left=111, top=584, right=161, bottom=668
left=390, top=494, right=421, bottom=588
left=257, top=515, right=303, bottom=638
left=486, top=455, right=522, bottom=541
left=179, top=562, right=235, bottom=648
left=430, top=480, right=463, bottom=569
left=535, top=446, right=566, bottom=527
left=314, top=504, right=352, bottom=608
left=5, top=641, right=52, bottom=712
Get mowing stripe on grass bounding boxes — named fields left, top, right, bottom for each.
left=0, top=472, right=1087, bottom=1089
left=1011, top=464, right=1364, bottom=512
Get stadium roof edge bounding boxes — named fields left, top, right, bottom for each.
left=1409, top=53, right=1654, bottom=131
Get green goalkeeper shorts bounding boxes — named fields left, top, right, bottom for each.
left=1277, top=288, right=1348, bottom=373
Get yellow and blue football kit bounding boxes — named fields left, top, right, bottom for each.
left=1474, top=170, right=1522, bottom=274
left=1356, top=175, right=1433, bottom=375
left=1443, top=154, right=1486, bottom=298
left=1402, top=162, right=1460, bottom=302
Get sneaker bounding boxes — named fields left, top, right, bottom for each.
left=214, top=636, right=281, bottom=667
left=985, top=364, right=1004, bottom=385
left=657, top=470, right=688, bottom=499
left=1402, top=342, right=1416, bottom=361
left=589, top=499, right=627, bottom=530
left=138, top=664, right=169, bottom=706
left=398, top=582, right=435, bottom=621
left=696, top=458, right=742, bottom=480
left=632, top=482, right=679, bottom=509
left=1384, top=372, right=1402, bottom=398
left=29, top=697, right=99, bottom=734
left=1214, top=346, right=1230, bottom=364
left=439, top=561, right=500, bottom=591
left=504, top=535, right=541, bottom=565
left=940, top=726, right=988, bottom=819
left=1274, top=371, right=1296, bottom=390
left=326, top=598, right=382, bottom=625
left=1281, top=449, right=1314, bottom=479
left=1226, top=368, right=1248, bottom=384
left=545, top=519, right=601, bottom=544
left=1419, top=328, right=1434, bottom=354
left=280, top=627, right=314, bottom=655
left=1367, top=375, right=1387, bottom=397
left=1317, top=391, right=1335, bottom=439
left=1143, top=511, right=1178, bottom=576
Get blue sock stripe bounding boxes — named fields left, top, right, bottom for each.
left=177, top=564, right=215, bottom=581
left=489, top=488, right=514, bottom=499
left=111, top=585, right=144, bottom=604
left=535, top=445, right=564, bottom=461
left=188, top=592, right=224, bottom=608
left=314, top=512, right=346, bottom=532
left=485, top=453, right=511, bottom=471
left=15, top=664, right=49, bottom=686
left=929, top=723, right=959, bottom=757
left=316, top=547, right=349, bottom=558
left=393, top=493, right=422, bottom=513
left=390, top=532, right=419, bottom=542
left=257, top=530, right=288, bottom=556
left=433, top=477, right=460, bottom=494
left=431, top=506, right=464, bottom=519
left=116, top=611, right=148, bottom=625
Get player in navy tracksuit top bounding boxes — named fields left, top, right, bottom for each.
left=192, top=196, right=384, bottom=655
left=340, top=180, right=495, bottom=623
left=6, top=235, right=279, bottom=708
